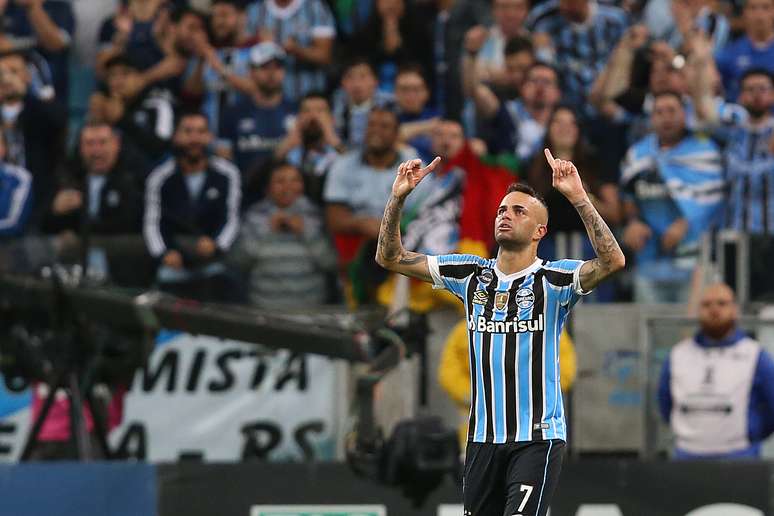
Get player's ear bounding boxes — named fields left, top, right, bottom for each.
left=534, top=224, right=548, bottom=240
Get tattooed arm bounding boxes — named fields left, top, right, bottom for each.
left=375, top=158, right=441, bottom=282
left=573, top=197, right=627, bottom=291
left=544, top=149, right=626, bottom=291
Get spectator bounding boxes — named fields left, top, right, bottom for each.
left=526, top=105, right=621, bottom=258
left=88, top=54, right=175, bottom=169
left=43, top=121, right=145, bottom=284
left=527, top=0, right=629, bottom=112
left=275, top=92, right=343, bottom=204
left=182, top=0, right=257, bottom=135
left=130, top=6, right=208, bottom=100
left=0, top=0, right=75, bottom=102
left=96, top=0, right=167, bottom=76
left=43, top=121, right=143, bottom=237
left=0, top=129, right=33, bottom=239
left=691, top=35, right=774, bottom=300
left=591, top=29, right=697, bottom=145
left=324, top=107, right=418, bottom=243
left=217, top=42, right=296, bottom=205
left=332, top=58, right=393, bottom=149
left=143, top=111, right=241, bottom=303
left=620, top=92, right=724, bottom=303
left=463, top=0, right=530, bottom=88
left=715, top=0, right=774, bottom=101
left=644, top=0, right=729, bottom=53
left=323, top=106, right=419, bottom=302
left=413, top=0, right=491, bottom=119
left=658, top=283, right=774, bottom=459
left=463, top=36, right=535, bottom=103
left=230, top=162, right=337, bottom=308
left=245, top=0, right=336, bottom=103
left=470, top=62, right=562, bottom=165
left=395, top=64, right=439, bottom=164
left=0, top=49, right=66, bottom=229
left=351, top=0, right=432, bottom=93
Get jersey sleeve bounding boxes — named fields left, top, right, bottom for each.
left=543, top=259, right=592, bottom=308
left=427, top=254, right=488, bottom=299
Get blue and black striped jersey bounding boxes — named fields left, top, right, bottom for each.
left=428, top=255, right=590, bottom=443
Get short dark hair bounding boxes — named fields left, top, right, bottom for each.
left=652, top=90, right=685, bottom=106
left=395, top=62, right=429, bottom=84
left=300, top=91, right=330, bottom=106
left=170, top=6, right=207, bottom=24
left=526, top=61, right=559, bottom=81
left=175, top=110, right=209, bottom=129
left=211, top=0, right=244, bottom=9
left=505, top=182, right=549, bottom=212
left=343, top=57, right=376, bottom=76
left=103, top=54, right=139, bottom=71
left=740, top=67, right=774, bottom=87
left=504, top=36, right=534, bottom=58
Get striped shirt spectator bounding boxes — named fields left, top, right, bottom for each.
left=229, top=163, right=337, bottom=308
left=527, top=0, right=628, bottom=112
left=714, top=101, right=774, bottom=234
left=246, top=0, right=336, bottom=102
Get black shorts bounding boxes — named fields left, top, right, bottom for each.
left=463, top=439, right=565, bottom=516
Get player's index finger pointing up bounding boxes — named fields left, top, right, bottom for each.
left=424, top=156, right=442, bottom=172
left=544, top=148, right=556, bottom=168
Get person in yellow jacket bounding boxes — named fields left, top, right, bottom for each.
left=438, top=319, right=578, bottom=448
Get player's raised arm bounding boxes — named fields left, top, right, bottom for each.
left=544, top=148, right=626, bottom=291
left=375, top=157, right=441, bottom=282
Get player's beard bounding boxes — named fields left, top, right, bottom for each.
left=494, top=230, right=531, bottom=251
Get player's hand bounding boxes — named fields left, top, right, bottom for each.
left=544, top=148, right=587, bottom=205
left=622, top=219, right=652, bottom=252
left=391, top=157, right=441, bottom=199
left=661, top=218, right=688, bottom=252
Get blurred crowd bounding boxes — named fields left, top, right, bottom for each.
left=0, top=0, right=773, bottom=309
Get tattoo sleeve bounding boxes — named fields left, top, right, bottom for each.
left=375, top=195, right=431, bottom=281
left=574, top=198, right=625, bottom=290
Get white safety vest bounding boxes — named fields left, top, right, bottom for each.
left=669, top=336, right=760, bottom=455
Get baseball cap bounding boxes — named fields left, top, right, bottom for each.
left=249, top=42, right=286, bottom=67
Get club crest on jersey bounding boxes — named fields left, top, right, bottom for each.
left=516, top=288, right=535, bottom=309
left=477, top=268, right=494, bottom=285
left=494, top=292, right=509, bottom=311
left=472, top=290, right=488, bottom=305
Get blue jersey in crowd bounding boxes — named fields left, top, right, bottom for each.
left=714, top=102, right=774, bottom=235
left=620, top=132, right=724, bottom=279
left=715, top=36, right=774, bottom=102
left=245, top=0, right=336, bottom=102
left=194, top=47, right=252, bottom=136
left=428, top=255, right=591, bottom=443
left=527, top=0, right=628, bottom=112
left=0, top=163, right=33, bottom=238
left=218, top=97, right=296, bottom=174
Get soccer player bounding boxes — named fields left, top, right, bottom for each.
left=375, top=149, right=625, bottom=516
